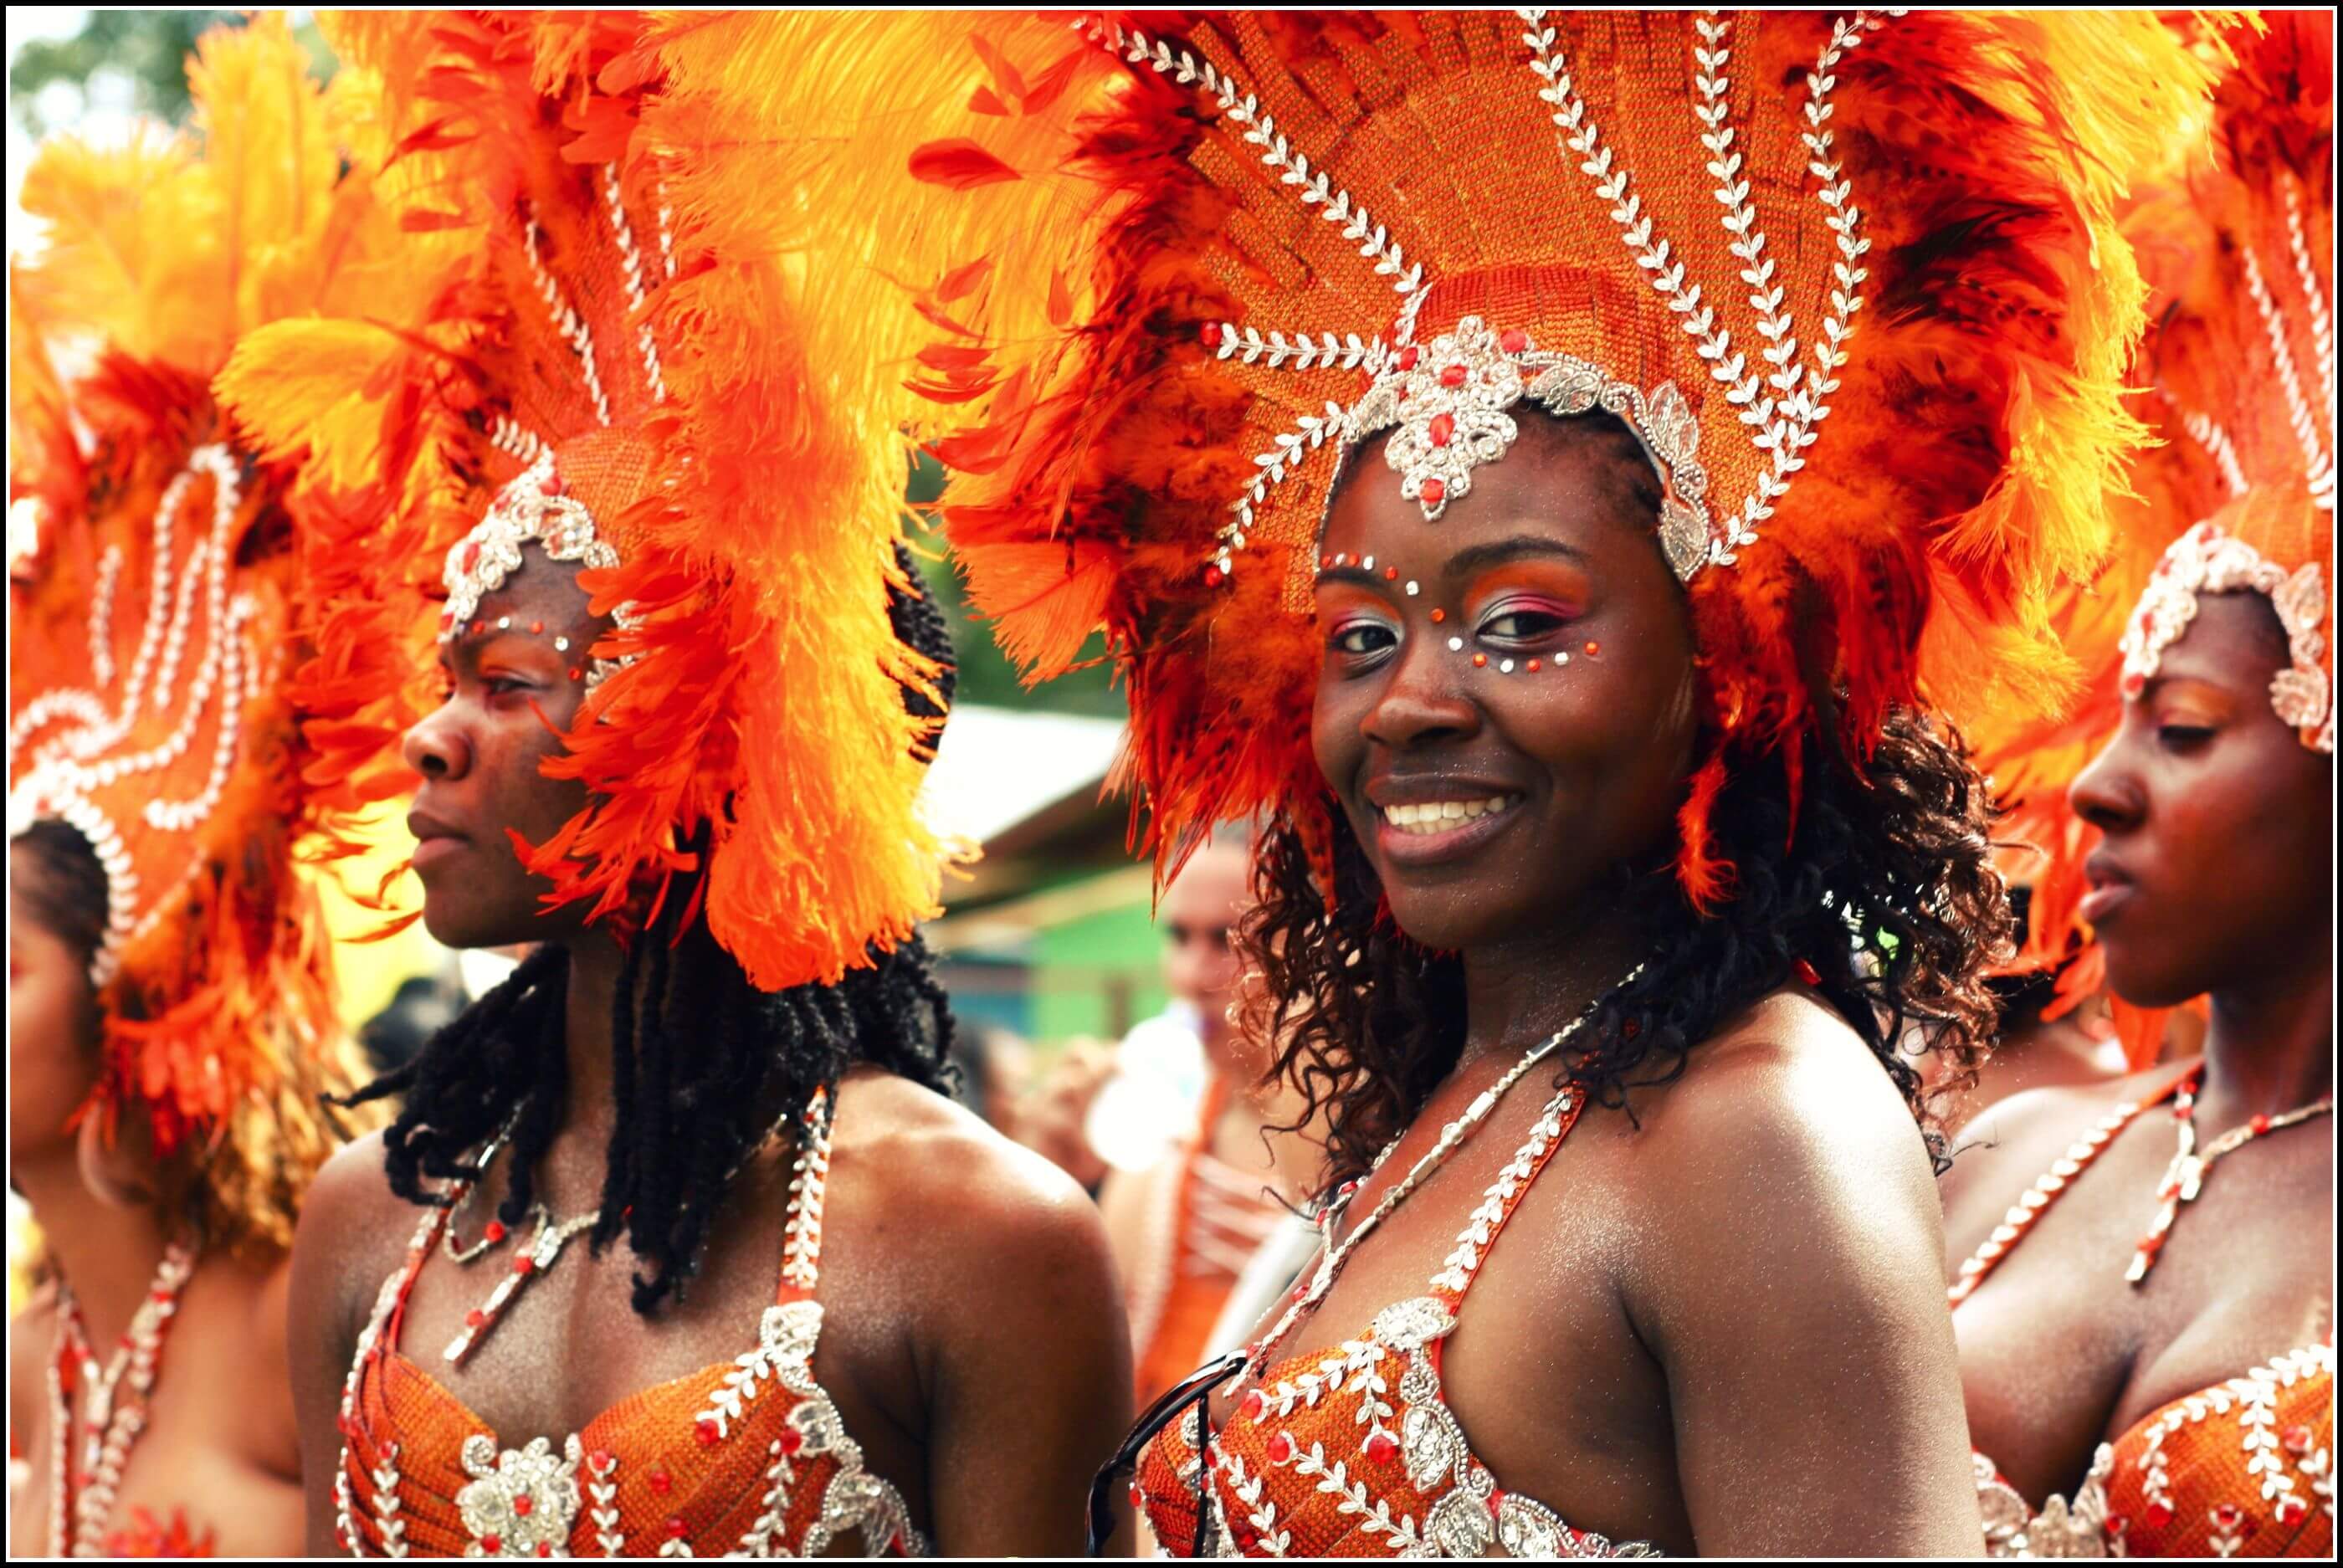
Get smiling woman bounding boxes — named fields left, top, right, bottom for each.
left=915, top=8, right=2220, bottom=1558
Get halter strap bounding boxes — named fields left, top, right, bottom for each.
left=1425, top=1082, right=1587, bottom=1304
left=777, top=1084, right=835, bottom=1304
left=1948, top=1067, right=2197, bottom=1306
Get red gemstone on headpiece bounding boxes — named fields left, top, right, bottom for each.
left=2210, top=1503, right=2245, bottom=1531
left=779, top=1425, right=804, bottom=1457
left=1428, top=412, right=1456, bottom=448
left=1421, top=479, right=1446, bottom=506
left=591, top=1448, right=614, bottom=1471
left=1241, top=1388, right=1268, bottom=1422
left=695, top=1418, right=720, bottom=1447
left=484, top=1221, right=506, bottom=1243
left=540, top=473, right=563, bottom=497
left=481, top=1535, right=501, bottom=1554
left=537, top=1545, right=553, bottom=1559
left=1500, top=329, right=1530, bottom=355
left=1201, top=321, right=1223, bottom=347
left=1397, top=346, right=1419, bottom=372
left=1266, top=1432, right=1295, bottom=1464
left=1793, top=959, right=1822, bottom=987
left=512, top=1495, right=533, bottom=1517
left=1439, top=364, right=1468, bottom=388
left=1364, top=1429, right=1398, bottom=1465
left=1203, top=566, right=1224, bottom=587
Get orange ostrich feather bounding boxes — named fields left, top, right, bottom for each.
left=915, top=12, right=2215, bottom=899
left=8, top=15, right=399, bottom=1253
left=1969, top=12, right=2332, bottom=1066
left=218, top=12, right=1058, bottom=990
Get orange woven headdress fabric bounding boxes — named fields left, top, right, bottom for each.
left=919, top=11, right=2213, bottom=899
left=217, top=12, right=1082, bottom=990
left=8, top=16, right=396, bottom=1250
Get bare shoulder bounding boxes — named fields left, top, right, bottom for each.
left=10, top=1283, right=61, bottom=1438
left=290, top=1130, right=418, bottom=1335
left=1629, top=987, right=1935, bottom=1198
left=1941, top=1057, right=2195, bottom=1205
left=831, top=1068, right=1110, bottom=1264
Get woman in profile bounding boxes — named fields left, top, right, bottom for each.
left=914, top=8, right=2210, bottom=1556
left=1951, top=16, right=2334, bottom=1556
left=222, top=13, right=1129, bottom=1555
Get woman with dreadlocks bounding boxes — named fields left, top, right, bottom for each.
left=910, top=10, right=2212, bottom=1556
left=8, top=18, right=382, bottom=1556
left=218, top=13, right=1127, bottom=1557
left=1953, top=17, right=2335, bottom=1557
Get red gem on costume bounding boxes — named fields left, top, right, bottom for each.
left=1439, top=363, right=1469, bottom=388
left=1129, top=1482, right=1145, bottom=1508
left=1397, top=346, right=1420, bottom=371
left=482, top=1535, right=502, bottom=1554
left=1500, top=329, right=1530, bottom=355
left=1793, top=959, right=1822, bottom=987
left=2106, top=1514, right=2130, bottom=1538
left=2250, top=1114, right=2271, bottom=1135
left=465, top=1309, right=486, bottom=1328
left=1267, top=1432, right=1295, bottom=1464
left=1364, top=1429, right=1399, bottom=1465
left=2275, top=1495, right=2308, bottom=1525
left=666, top=1518, right=690, bottom=1541
left=2121, top=671, right=2145, bottom=698
left=1472, top=653, right=1488, bottom=668
left=1241, top=1389, right=1268, bottom=1422
left=440, top=610, right=454, bottom=633
left=2142, top=1500, right=2175, bottom=1530
left=462, top=541, right=482, bottom=574
left=1203, top=566, right=1224, bottom=587
left=2176, top=1100, right=2194, bottom=1120
left=2283, top=1424, right=2315, bottom=1455
left=1421, top=478, right=1446, bottom=505
left=591, top=1449, right=614, bottom=1471
left=513, top=1255, right=536, bottom=1275
left=1201, top=322, right=1222, bottom=347
left=1487, top=1489, right=1508, bottom=1519
left=649, top=1468, right=673, bottom=1495
left=513, top=1495, right=533, bottom=1517
left=152, top=1287, right=172, bottom=1303
left=540, top=474, right=563, bottom=497
left=1526, top=658, right=1541, bottom=672
left=695, top=1418, right=720, bottom=1448
left=2210, top=1503, right=2245, bottom=1531
left=1428, top=411, right=1456, bottom=448
left=779, top=1424, right=804, bottom=1457
left=537, top=1545, right=553, bottom=1559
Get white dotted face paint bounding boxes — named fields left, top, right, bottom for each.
left=1404, top=580, right=1420, bottom=597
left=1447, top=637, right=1464, bottom=652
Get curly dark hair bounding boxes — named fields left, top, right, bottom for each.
left=337, top=547, right=962, bottom=1314
left=1243, top=705, right=2009, bottom=1192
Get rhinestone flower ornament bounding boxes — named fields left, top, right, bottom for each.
left=439, top=454, right=633, bottom=689
left=1341, top=316, right=1714, bottom=582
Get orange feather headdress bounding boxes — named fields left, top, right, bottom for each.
left=918, top=11, right=2214, bottom=903
left=1969, top=12, right=2331, bottom=1065
left=216, top=12, right=1068, bottom=991
left=8, top=16, right=394, bottom=1251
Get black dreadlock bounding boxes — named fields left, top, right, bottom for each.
left=339, top=546, right=961, bottom=1314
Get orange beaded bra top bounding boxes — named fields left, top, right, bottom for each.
left=333, top=1088, right=924, bottom=1559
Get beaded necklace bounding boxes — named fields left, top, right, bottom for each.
left=2128, top=1068, right=2334, bottom=1284
left=1231, top=967, right=1638, bottom=1395
left=45, top=1240, right=197, bottom=1558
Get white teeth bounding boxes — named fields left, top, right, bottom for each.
left=1379, top=795, right=1517, bottom=834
